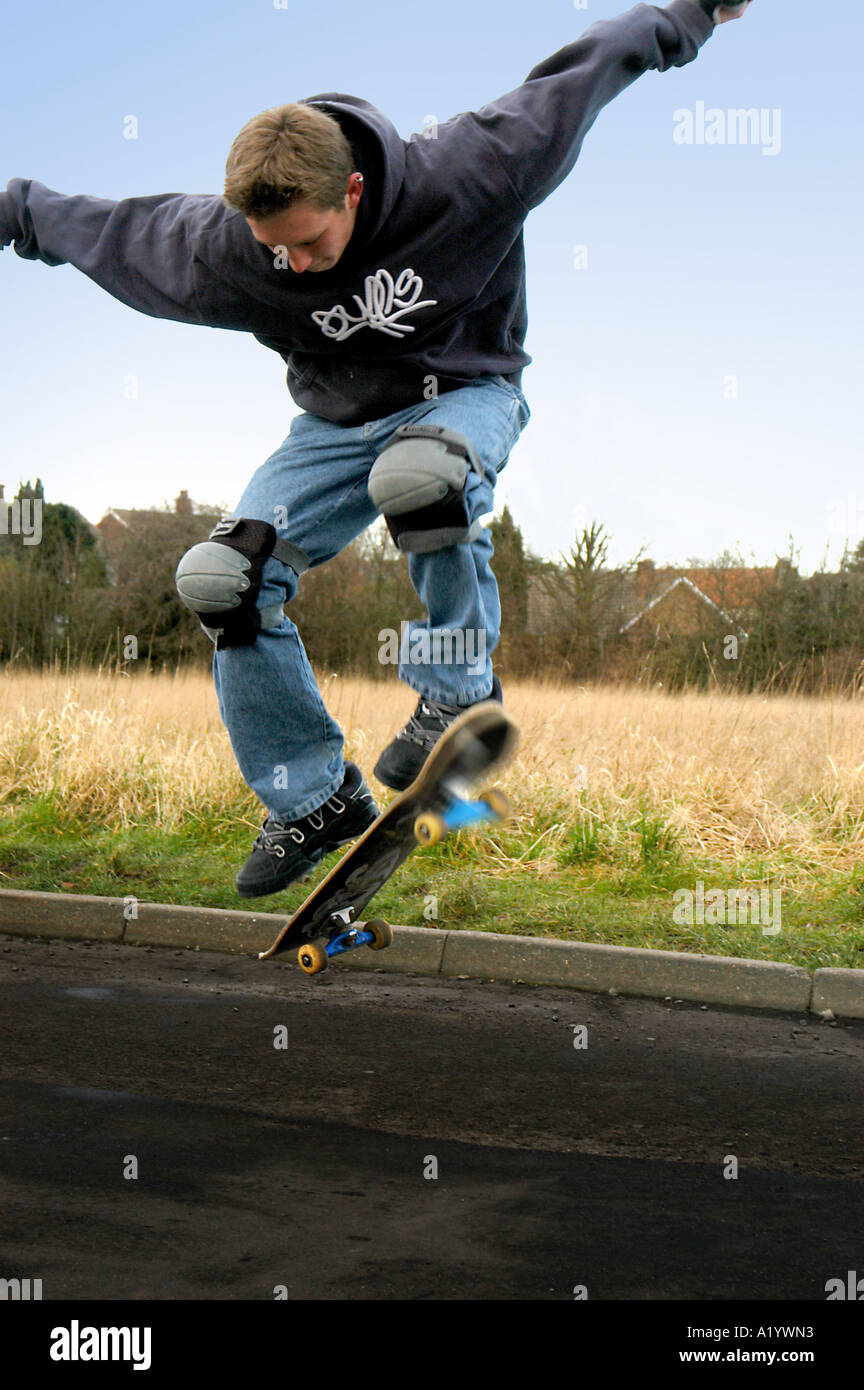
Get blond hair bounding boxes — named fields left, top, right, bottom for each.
left=223, top=103, right=355, bottom=218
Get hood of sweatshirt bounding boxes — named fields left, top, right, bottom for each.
left=184, top=91, right=406, bottom=298
left=301, top=93, right=405, bottom=253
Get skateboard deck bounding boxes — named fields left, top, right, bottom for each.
left=258, top=700, right=518, bottom=973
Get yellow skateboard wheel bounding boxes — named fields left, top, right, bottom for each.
left=479, top=786, right=512, bottom=821
left=298, top=941, right=328, bottom=975
left=366, top=918, right=393, bottom=951
left=414, top=811, right=448, bottom=846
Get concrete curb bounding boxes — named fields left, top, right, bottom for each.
left=440, top=932, right=812, bottom=1014
left=811, top=968, right=864, bottom=1021
left=1, top=888, right=862, bottom=1019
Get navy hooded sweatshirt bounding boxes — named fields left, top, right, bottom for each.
left=0, top=1, right=713, bottom=426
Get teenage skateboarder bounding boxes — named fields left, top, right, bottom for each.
left=1, top=1, right=752, bottom=898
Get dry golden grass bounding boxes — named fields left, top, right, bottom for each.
left=0, top=669, right=863, bottom=880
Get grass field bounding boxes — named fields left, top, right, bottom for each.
left=1, top=668, right=863, bottom=969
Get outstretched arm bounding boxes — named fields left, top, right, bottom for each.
left=461, top=0, right=753, bottom=214
left=0, top=179, right=224, bottom=324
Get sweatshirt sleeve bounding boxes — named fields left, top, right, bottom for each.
left=464, top=0, right=714, bottom=213
left=0, top=178, right=212, bottom=324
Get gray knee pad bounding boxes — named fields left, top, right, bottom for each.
left=368, top=423, right=484, bottom=553
left=175, top=516, right=309, bottom=649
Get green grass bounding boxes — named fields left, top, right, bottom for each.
left=2, top=796, right=863, bottom=971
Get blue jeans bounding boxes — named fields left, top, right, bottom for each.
left=212, top=373, right=531, bottom=819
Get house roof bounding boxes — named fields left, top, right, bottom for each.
left=620, top=575, right=749, bottom=638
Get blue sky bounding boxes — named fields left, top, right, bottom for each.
left=1, top=0, right=861, bottom=573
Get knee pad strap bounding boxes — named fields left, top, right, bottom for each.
left=175, top=516, right=309, bottom=649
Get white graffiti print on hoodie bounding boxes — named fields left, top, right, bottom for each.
left=311, top=267, right=438, bottom=341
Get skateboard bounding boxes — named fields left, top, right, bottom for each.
left=258, top=701, right=518, bottom=974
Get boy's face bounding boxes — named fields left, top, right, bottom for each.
left=245, top=173, right=364, bottom=274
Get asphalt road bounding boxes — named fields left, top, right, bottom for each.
left=1, top=935, right=862, bottom=1301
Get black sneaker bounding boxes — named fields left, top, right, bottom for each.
left=236, top=761, right=379, bottom=899
left=373, top=675, right=503, bottom=792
